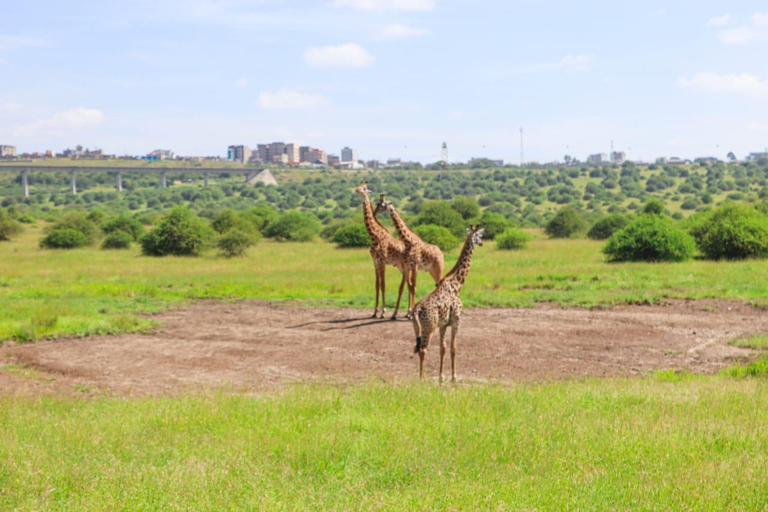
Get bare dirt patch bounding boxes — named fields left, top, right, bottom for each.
left=1, top=300, right=766, bottom=396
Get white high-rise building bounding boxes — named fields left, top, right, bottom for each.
left=341, top=146, right=357, bottom=162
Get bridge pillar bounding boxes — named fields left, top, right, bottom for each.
left=116, top=171, right=123, bottom=192
left=204, top=172, right=210, bottom=187
left=69, top=171, right=77, bottom=195
left=21, top=170, right=29, bottom=198
left=161, top=172, right=167, bottom=188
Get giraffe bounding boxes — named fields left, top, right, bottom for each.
left=411, top=226, right=484, bottom=382
left=375, top=196, right=444, bottom=318
left=354, top=182, right=409, bottom=319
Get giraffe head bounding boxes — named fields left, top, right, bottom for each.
left=374, top=194, right=394, bottom=217
left=354, top=181, right=371, bottom=198
left=466, top=225, right=485, bottom=246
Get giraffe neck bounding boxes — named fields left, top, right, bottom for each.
left=445, top=236, right=476, bottom=291
left=362, top=194, right=387, bottom=241
left=388, top=206, right=417, bottom=243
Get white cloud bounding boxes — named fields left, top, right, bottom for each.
left=518, top=54, right=594, bottom=73
left=678, top=73, right=768, bottom=98
left=256, top=89, right=331, bottom=109
left=381, top=23, right=429, bottom=38
left=0, top=102, right=21, bottom=112
left=331, top=0, right=435, bottom=11
left=718, top=27, right=758, bottom=44
left=0, top=35, right=46, bottom=50
left=304, top=43, right=374, bottom=68
left=747, top=122, right=768, bottom=131
left=234, top=77, right=248, bottom=88
left=707, top=13, right=730, bottom=26
left=753, top=12, right=768, bottom=26
left=13, top=107, right=105, bottom=137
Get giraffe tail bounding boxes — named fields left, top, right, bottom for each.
left=413, top=313, right=423, bottom=353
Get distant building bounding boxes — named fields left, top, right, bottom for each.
left=747, top=151, right=768, bottom=162
left=303, top=147, right=327, bottom=165
left=386, top=158, right=402, bottom=167
left=694, top=156, right=719, bottom=164
left=366, top=159, right=381, bottom=168
left=285, top=143, right=300, bottom=164
left=147, top=149, right=175, bottom=160
left=610, top=151, right=626, bottom=164
left=44, top=149, right=54, bottom=158
left=667, top=157, right=690, bottom=165
left=587, top=153, right=609, bottom=164
left=327, top=154, right=340, bottom=167
left=228, top=145, right=252, bottom=163
left=341, top=146, right=358, bottom=163
left=0, top=145, right=16, bottom=158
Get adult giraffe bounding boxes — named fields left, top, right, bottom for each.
left=375, top=196, right=444, bottom=318
left=354, top=183, right=408, bottom=319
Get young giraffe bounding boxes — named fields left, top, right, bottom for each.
left=375, top=196, right=444, bottom=318
left=411, top=226, right=484, bottom=382
left=354, top=183, right=408, bottom=319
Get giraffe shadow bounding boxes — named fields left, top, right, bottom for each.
left=287, top=316, right=376, bottom=329
left=322, top=318, right=402, bottom=331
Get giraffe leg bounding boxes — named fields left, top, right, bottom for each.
left=438, top=326, right=447, bottom=384
left=407, top=268, right=418, bottom=319
left=379, top=265, right=387, bottom=319
left=418, top=348, right=426, bottom=380
left=392, top=271, right=406, bottom=320
left=450, top=317, right=461, bottom=383
left=372, top=262, right=381, bottom=318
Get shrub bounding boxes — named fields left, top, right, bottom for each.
left=217, top=229, right=255, bottom=258
left=47, top=213, right=100, bottom=245
left=211, top=209, right=260, bottom=240
left=413, top=224, right=459, bottom=251
left=587, top=214, right=629, bottom=240
left=603, top=215, right=695, bottom=262
left=241, top=204, right=278, bottom=233
left=101, top=231, right=133, bottom=250
left=545, top=207, right=587, bottom=238
left=102, top=215, right=144, bottom=241
left=497, top=228, right=532, bottom=250
left=40, top=228, right=88, bottom=249
left=0, top=218, right=23, bottom=241
left=415, top=201, right=465, bottom=237
left=477, top=211, right=512, bottom=240
left=141, top=207, right=213, bottom=256
left=451, top=197, right=480, bottom=220
left=641, top=199, right=665, bottom=215
left=332, top=224, right=371, bottom=248
left=264, top=211, right=321, bottom=242
left=691, top=203, right=768, bottom=260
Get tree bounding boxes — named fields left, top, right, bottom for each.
left=451, top=196, right=480, bottom=220
left=544, top=207, right=587, bottom=238
left=141, top=207, right=213, bottom=256
left=264, top=211, right=321, bottom=242
left=727, top=151, right=737, bottom=163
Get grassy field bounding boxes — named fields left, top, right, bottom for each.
left=1, top=378, right=767, bottom=509
left=2, top=225, right=768, bottom=341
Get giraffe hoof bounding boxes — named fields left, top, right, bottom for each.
left=390, top=314, right=397, bottom=321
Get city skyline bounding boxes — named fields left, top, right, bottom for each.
left=1, top=1, right=767, bottom=163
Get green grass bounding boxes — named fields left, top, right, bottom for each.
left=2, top=226, right=768, bottom=341
left=1, top=380, right=768, bottom=510
left=730, top=333, right=768, bottom=350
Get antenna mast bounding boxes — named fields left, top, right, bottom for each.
left=441, top=141, right=448, bottom=167
left=520, top=127, right=524, bottom=166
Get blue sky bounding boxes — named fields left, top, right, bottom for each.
left=1, top=0, right=767, bottom=163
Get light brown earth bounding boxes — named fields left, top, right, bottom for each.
left=1, top=300, right=767, bottom=396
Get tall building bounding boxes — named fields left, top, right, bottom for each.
left=284, top=143, right=300, bottom=164
left=587, top=153, right=608, bottom=164
left=0, top=145, right=17, bottom=158
left=327, top=154, right=340, bottom=167
left=304, top=148, right=327, bottom=164
left=341, top=146, right=357, bottom=162
left=610, top=151, right=626, bottom=164
left=228, top=145, right=252, bottom=163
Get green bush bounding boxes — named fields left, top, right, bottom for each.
left=497, top=228, right=532, bottom=250
left=102, top=215, right=144, bottom=241
left=545, top=207, right=587, bottom=238
left=47, top=213, right=100, bottom=245
left=587, top=214, right=630, bottom=240
left=40, top=228, right=88, bottom=249
left=641, top=199, right=665, bottom=215
left=603, top=215, right=696, bottom=262
left=451, top=197, right=480, bottom=220
left=241, top=204, right=278, bottom=233
left=141, top=207, right=213, bottom=256
left=101, top=231, right=133, bottom=250
left=217, top=229, right=255, bottom=258
left=413, top=224, right=459, bottom=251
left=477, top=211, right=512, bottom=240
left=415, top=201, right=465, bottom=237
left=690, top=203, right=768, bottom=260
left=264, top=211, right=321, bottom=242
left=211, top=209, right=260, bottom=240
left=0, top=217, right=23, bottom=241
left=332, top=224, right=371, bottom=248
